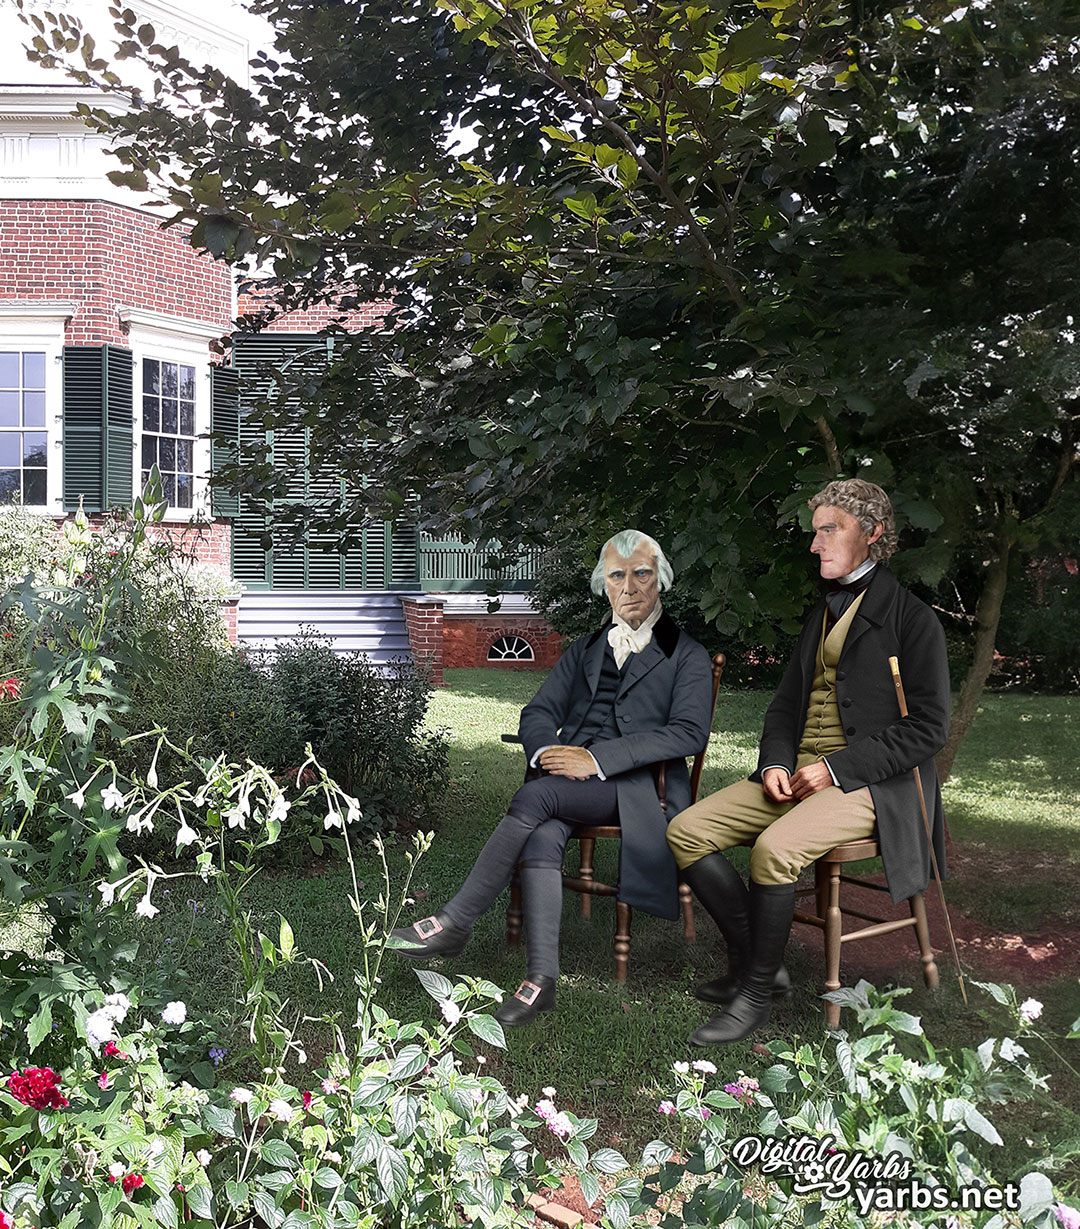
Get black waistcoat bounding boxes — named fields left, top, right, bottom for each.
left=574, top=641, right=622, bottom=745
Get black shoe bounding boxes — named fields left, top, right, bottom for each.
left=494, top=976, right=556, bottom=1027
left=689, top=882, right=796, bottom=1046
left=388, top=911, right=470, bottom=960
left=694, top=965, right=793, bottom=1006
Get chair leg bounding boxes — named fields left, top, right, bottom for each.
left=506, top=872, right=522, bottom=948
left=577, top=837, right=595, bottom=920
left=614, top=901, right=632, bottom=984
left=823, top=863, right=843, bottom=1029
left=909, top=891, right=939, bottom=989
left=679, top=879, right=696, bottom=943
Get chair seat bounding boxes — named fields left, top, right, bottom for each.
left=817, top=838, right=881, bottom=864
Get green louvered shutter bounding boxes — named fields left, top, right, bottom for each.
left=62, top=344, right=133, bottom=512
left=62, top=346, right=105, bottom=511
left=209, top=365, right=240, bottom=517
left=103, top=346, right=133, bottom=507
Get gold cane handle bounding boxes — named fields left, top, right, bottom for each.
left=889, top=655, right=908, bottom=718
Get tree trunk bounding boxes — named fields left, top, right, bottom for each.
left=936, top=529, right=1012, bottom=784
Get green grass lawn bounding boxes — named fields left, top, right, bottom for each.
left=130, top=669, right=1080, bottom=1179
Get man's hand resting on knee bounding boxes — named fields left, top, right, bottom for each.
left=762, top=767, right=794, bottom=803
left=788, top=762, right=833, bottom=801
left=538, top=746, right=600, bottom=780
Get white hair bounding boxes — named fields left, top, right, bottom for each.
left=589, top=530, right=674, bottom=595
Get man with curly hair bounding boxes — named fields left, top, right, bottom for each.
left=667, top=479, right=950, bottom=1045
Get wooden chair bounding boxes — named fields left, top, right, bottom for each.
left=505, top=652, right=727, bottom=983
left=791, top=837, right=939, bottom=1028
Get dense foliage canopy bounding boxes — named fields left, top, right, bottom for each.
left=22, top=0, right=1080, bottom=763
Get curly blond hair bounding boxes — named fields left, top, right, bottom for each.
left=808, top=479, right=898, bottom=561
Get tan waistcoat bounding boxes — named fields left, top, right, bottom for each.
left=798, top=592, right=867, bottom=760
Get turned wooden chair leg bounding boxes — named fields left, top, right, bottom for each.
left=823, top=863, right=843, bottom=1029
left=506, top=872, right=523, bottom=947
left=909, top=891, right=939, bottom=989
left=679, top=879, right=696, bottom=943
left=614, top=901, right=632, bottom=984
left=577, top=836, right=595, bottom=920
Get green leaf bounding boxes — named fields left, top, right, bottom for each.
left=389, top=1044, right=427, bottom=1080
left=260, top=1139, right=298, bottom=1170
left=590, top=1147, right=628, bottom=1174
left=225, top=1180, right=249, bottom=1210
left=375, top=1142, right=408, bottom=1203
left=26, top=1000, right=53, bottom=1053
left=579, top=1170, right=601, bottom=1208
left=201, top=1102, right=238, bottom=1139
left=467, top=1013, right=506, bottom=1049
left=152, top=1195, right=179, bottom=1228
left=278, top=916, right=295, bottom=961
left=414, top=968, right=454, bottom=1001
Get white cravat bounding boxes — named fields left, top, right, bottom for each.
left=607, top=601, right=663, bottom=669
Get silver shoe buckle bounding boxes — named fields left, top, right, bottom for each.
left=515, top=980, right=542, bottom=1005
left=414, top=916, right=443, bottom=940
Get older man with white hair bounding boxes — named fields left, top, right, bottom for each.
left=391, top=530, right=713, bottom=1025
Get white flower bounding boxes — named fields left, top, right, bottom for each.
left=135, top=893, right=159, bottom=919
left=542, top=1086, right=556, bottom=1098
left=101, top=783, right=126, bottom=812
left=268, top=1098, right=294, bottom=1122
left=476, top=1055, right=487, bottom=1065
left=323, top=809, right=343, bottom=831
left=325, top=1150, right=341, bottom=1164
left=269, top=794, right=290, bottom=825
left=692, top=1060, right=717, bottom=1074
left=345, top=798, right=362, bottom=826
left=103, top=993, right=131, bottom=1023
left=672, top=1061, right=690, bottom=1074
left=126, top=811, right=154, bottom=835
left=161, top=1001, right=187, bottom=1026
left=86, top=1008, right=117, bottom=1048
left=230, top=1087, right=253, bottom=1104
left=68, top=785, right=89, bottom=810
left=1019, top=998, right=1043, bottom=1023
left=108, top=1161, right=125, bottom=1179
left=146, top=1138, right=166, bottom=1161
left=224, top=807, right=246, bottom=830
left=176, top=822, right=198, bottom=847
left=440, top=1000, right=462, bottom=1026
left=98, top=880, right=117, bottom=906
left=196, top=1148, right=211, bottom=1166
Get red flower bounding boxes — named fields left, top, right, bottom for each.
left=0, top=1211, right=12, bottom=1229
left=7, top=1066, right=69, bottom=1110
left=103, top=1041, right=129, bottom=1060
left=0, top=678, right=20, bottom=700
left=121, top=1172, right=144, bottom=1196
left=302, top=1090, right=313, bottom=1111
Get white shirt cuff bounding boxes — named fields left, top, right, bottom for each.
left=822, top=757, right=839, bottom=787
left=761, top=764, right=791, bottom=778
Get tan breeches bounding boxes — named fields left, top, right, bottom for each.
left=667, top=755, right=876, bottom=885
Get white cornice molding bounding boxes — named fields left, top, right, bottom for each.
left=440, top=593, right=541, bottom=616
left=0, top=86, right=124, bottom=123
left=0, top=300, right=78, bottom=320
left=118, top=306, right=226, bottom=342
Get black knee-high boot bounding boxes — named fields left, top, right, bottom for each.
left=689, top=881, right=796, bottom=1046
left=495, top=865, right=560, bottom=1027
left=681, top=853, right=791, bottom=1005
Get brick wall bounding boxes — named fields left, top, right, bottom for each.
left=400, top=597, right=444, bottom=686
left=443, top=616, right=564, bottom=670
left=0, top=200, right=233, bottom=343
left=236, top=288, right=386, bottom=334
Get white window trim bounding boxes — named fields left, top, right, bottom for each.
left=124, top=318, right=217, bottom=523
left=0, top=309, right=71, bottom=514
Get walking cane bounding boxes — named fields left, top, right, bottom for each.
left=889, top=656, right=968, bottom=1005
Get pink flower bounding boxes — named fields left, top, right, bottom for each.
left=658, top=1100, right=676, bottom=1115
left=692, top=1060, right=717, bottom=1074
left=0, top=678, right=20, bottom=699
left=98, top=1070, right=110, bottom=1090
left=699, top=1107, right=712, bottom=1121
left=548, top=1112, right=573, bottom=1139
left=321, top=1077, right=339, bottom=1094
left=302, top=1090, right=313, bottom=1111
left=1057, top=1204, right=1080, bottom=1229
left=535, top=1098, right=557, bottom=1121
left=724, top=1074, right=760, bottom=1106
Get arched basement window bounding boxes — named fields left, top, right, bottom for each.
left=487, top=634, right=535, bottom=661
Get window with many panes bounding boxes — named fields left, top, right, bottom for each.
left=0, top=350, right=48, bottom=506
left=141, top=357, right=196, bottom=508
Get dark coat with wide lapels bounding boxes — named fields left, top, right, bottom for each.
left=751, top=564, right=950, bottom=904
left=518, top=612, right=714, bottom=920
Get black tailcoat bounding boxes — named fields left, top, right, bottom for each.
left=751, top=565, right=950, bottom=903
left=518, top=612, right=713, bottom=919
